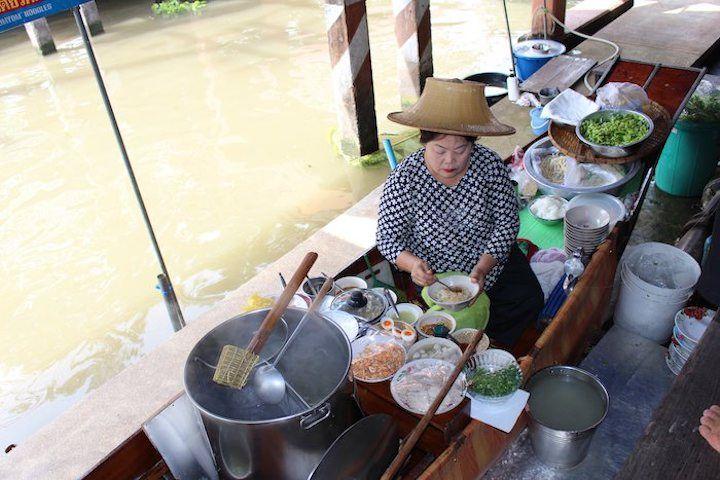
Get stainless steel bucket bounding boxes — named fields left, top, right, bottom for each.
left=185, top=308, right=362, bottom=480
left=525, top=366, right=609, bottom=469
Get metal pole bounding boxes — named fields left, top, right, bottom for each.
left=73, top=7, right=185, bottom=329
left=501, top=0, right=516, bottom=76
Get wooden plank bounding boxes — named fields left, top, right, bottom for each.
left=355, top=381, right=471, bottom=456
left=520, top=55, right=597, bottom=93
left=616, top=313, right=720, bottom=479
left=84, top=431, right=162, bottom=480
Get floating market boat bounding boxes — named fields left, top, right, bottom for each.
left=81, top=58, right=704, bottom=480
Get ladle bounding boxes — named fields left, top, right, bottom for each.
left=254, top=276, right=334, bottom=404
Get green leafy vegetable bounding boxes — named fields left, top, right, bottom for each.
left=152, top=0, right=207, bottom=17
left=680, top=92, right=720, bottom=123
left=580, top=112, right=650, bottom=146
left=468, top=364, right=521, bottom=397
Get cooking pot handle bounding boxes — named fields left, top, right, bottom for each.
left=300, top=403, right=331, bottom=430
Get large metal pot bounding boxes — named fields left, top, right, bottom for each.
left=185, top=308, right=362, bottom=480
left=525, top=366, right=609, bottom=469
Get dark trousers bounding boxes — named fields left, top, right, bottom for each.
left=485, top=245, right=545, bottom=345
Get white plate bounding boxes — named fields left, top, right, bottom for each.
left=406, top=337, right=462, bottom=364
left=351, top=335, right=406, bottom=383
left=323, top=310, right=359, bottom=341
left=391, top=358, right=466, bottom=415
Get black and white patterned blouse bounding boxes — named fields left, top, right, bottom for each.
left=376, top=144, right=519, bottom=290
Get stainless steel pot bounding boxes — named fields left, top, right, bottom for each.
left=185, top=308, right=362, bottom=480
left=525, top=365, right=609, bottom=469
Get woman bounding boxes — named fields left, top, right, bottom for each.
left=377, top=78, right=543, bottom=345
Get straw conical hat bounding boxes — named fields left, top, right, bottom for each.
left=387, top=78, right=515, bottom=137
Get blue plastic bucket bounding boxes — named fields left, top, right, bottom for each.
left=514, top=39, right=566, bottom=81
left=530, top=107, right=550, bottom=135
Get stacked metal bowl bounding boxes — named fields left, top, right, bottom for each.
left=564, top=205, right=610, bottom=262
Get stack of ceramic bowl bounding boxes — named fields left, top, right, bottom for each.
left=564, top=205, right=611, bottom=263
left=667, top=306, right=716, bottom=375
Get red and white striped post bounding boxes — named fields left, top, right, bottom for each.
left=392, top=0, right=433, bottom=107
left=324, top=0, right=379, bottom=157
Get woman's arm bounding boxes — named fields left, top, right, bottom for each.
left=470, top=153, right=519, bottom=287
left=377, top=171, right=437, bottom=287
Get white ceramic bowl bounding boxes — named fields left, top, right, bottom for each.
left=567, top=193, right=627, bottom=230
left=427, top=275, right=480, bottom=312
left=674, top=306, right=715, bottom=345
left=416, top=312, right=457, bottom=339
left=452, top=329, right=490, bottom=353
left=391, top=358, right=467, bottom=415
left=387, top=303, right=424, bottom=325
left=351, top=334, right=406, bottom=383
left=565, top=205, right=610, bottom=230
left=322, top=310, right=360, bottom=341
left=335, top=276, right=368, bottom=292
left=406, top=337, right=462, bottom=364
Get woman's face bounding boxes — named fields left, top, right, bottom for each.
left=424, top=135, right=473, bottom=183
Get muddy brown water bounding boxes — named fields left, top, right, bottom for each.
left=0, top=0, right=534, bottom=448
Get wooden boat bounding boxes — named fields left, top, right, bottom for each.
left=83, top=59, right=704, bottom=480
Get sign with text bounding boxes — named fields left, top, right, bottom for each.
left=0, top=0, right=86, bottom=33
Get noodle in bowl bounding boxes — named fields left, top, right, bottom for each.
left=427, top=274, right=479, bottom=311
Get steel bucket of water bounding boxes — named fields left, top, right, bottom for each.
left=525, top=366, right=609, bottom=469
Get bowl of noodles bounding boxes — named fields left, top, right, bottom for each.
left=427, top=274, right=479, bottom=312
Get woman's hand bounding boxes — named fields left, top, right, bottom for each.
left=410, top=259, right=436, bottom=287
left=470, top=253, right=497, bottom=292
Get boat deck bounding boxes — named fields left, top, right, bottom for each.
left=484, top=325, right=675, bottom=479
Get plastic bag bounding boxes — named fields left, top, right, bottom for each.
left=541, top=89, right=599, bottom=126
left=530, top=261, right=566, bottom=301
left=531, top=248, right=567, bottom=264
left=595, top=82, right=649, bottom=111
left=509, top=146, right=538, bottom=199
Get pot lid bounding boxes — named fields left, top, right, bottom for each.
left=307, top=414, right=399, bottom=480
left=330, top=288, right=387, bottom=323
left=184, top=307, right=351, bottom=423
left=514, top=39, right=566, bottom=58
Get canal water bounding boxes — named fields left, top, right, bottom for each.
left=0, top=0, right=533, bottom=448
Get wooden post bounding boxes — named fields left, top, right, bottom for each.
left=531, top=0, right=566, bottom=38
left=393, top=0, right=433, bottom=107
left=80, top=1, right=105, bottom=36
left=324, top=0, right=379, bottom=157
left=24, top=18, right=56, bottom=56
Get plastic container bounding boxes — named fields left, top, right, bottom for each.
left=513, top=39, right=566, bottom=81
left=655, top=120, right=720, bottom=197
left=530, top=107, right=550, bottom=135
left=614, top=243, right=701, bottom=343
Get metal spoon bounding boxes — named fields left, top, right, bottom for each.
left=254, top=276, right=333, bottom=404
left=435, top=278, right=462, bottom=293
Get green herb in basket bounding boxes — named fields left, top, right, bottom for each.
left=468, top=364, right=521, bottom=397
left=580, top=112, right=650, bottom=146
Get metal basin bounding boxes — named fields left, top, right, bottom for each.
left=523, top=136, right=642, bottom=199
left=525, top=365, right=609, bottom=469
left=576, top=109, right=654, bottom=158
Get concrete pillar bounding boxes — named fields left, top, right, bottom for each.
left=80, top=1, right=104, bottom=36
left=531, top=0, right=566, bottom=38
left=24, top=18, right=56, bottom=56
left=392, top=0, right=433, bottom=107
left=324, top=0, right=379, bottom=157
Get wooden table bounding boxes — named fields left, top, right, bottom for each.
left=616, top=312, right=720, bottom=479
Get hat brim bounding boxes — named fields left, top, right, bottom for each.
left=387, top=111, right=516, bottom=137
